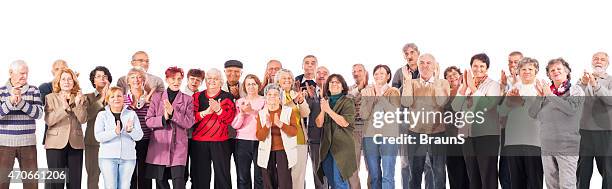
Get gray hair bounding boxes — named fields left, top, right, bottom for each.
left=402, top=43, right=420, bottom=53
left=546, top=58, right=572, bottom=81
left=263, top=83, right=283, bottom=102
left=518, top=57, right=540, bottom=74
left=274, top=68, right=294, bottom=84
left=419, top=53, right=437, bottom=63
left=9, top=60, right=28, bottom=73
left=206, top=68, right=224, bottom=84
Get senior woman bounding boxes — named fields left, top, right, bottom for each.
left=191, top=68, right=237, bottom=189
left=528, top=58, right=584, bottom=189
left=123, top=67, right=154, bottom=189
left=231, top=74, right=265, bottom=189
left=315, top=74, right=357, bottom=189
left=256, top=83, right=299, bottom=189
left=95, top=86, right=143, bottom=189
left=360, top=64, right=401, bottom=189
left=500, top=57, right=543, bottom=189
left=44, top=68, right=88, bottom=189
left=451, top=53, right=502, bottom=189
left=145, top=66, right=194, bottom=189
left=275, top=68, right=310, bottom=189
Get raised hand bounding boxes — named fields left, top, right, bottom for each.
left=273, top=113, right=283, bottom=128
left=209, top=99, right=221, bottom=113
left=126, top=119, right=134, bottom=133
left=164, top=99, right=174, bottom=119
left=320, top=98, right=332, bottom=113
left=115, top=120, right=121, bottom=135
left=501, top=70, right=508, bottom=87
left=580, top=70, right=590, bottom=86
left=75, top=90, right=85, bottom=105
left=305, top=82, right=316, bottom=98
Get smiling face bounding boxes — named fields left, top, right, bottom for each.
left=471, top=59, right=488, bottom=78
left=418, top=55, right=435, bottom=80
left=547, top=62, right=569, bottom=84
left=52, top=61, right=67, bottom=77
left=244, top=78, right=259, bottom=96
left=519, top=63, right=537, bottom=84
left=205, top=72, right=222, bottom=91
left=373, top=67, right=389, bottom=85
left=508, top=55, right=523, bottom=75
left=108, top=90, right=125, bottom=109
left=352, top=65, right=366, bottom=84
left=266, top=61, right=282, bottom=78
left=127, top=72, right=145, bottom=89
left=131, top=53, right=150, bottom=71
left=10, top=64, right=29, bottom=87
left=328, top=77, right=344, bottom=95
left=166, top=73, right=183, bottom=91
left=59, top=72, right=75, bottom=92
left=225, top=67, right=242, bottom=84
left=278, top=72, right=293, bottom=91
left=592, top=52, right=609, bottom=73
left=266, top=88, right=280, bottom=107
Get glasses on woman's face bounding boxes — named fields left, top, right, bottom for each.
left=94, top=75, right=108, bottom=80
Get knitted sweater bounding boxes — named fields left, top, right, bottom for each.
left=0, top=83, right=43, bottom=146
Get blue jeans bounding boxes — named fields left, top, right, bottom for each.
left=99, top=158, right=137, bottom=189
left=406, top=132, right=446, bottom=189
left=322, top=152, right=349, bottom=189
left=363, top=137, right=398, bottom=189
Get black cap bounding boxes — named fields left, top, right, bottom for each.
left=224, top=60, right=243, bottom=69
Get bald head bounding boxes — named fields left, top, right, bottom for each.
left=316, top=66, right=330, bottom=86
left=52, top=59, right=68, bottom=77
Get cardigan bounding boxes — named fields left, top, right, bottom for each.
left=317, top=96, right=357, bottom=181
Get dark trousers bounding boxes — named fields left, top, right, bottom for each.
left=190, top=140, right=232, bottom=189
left=45, top=145, right=83, bottom=189
left=261, top=150, right=292, bottom=189
left=235, top=139, right=263, bottom=189
left=155, top=166, right=186, bottom=189
left=505, top=145, right=543, bottom=189
left=131, top=139, right=152, bottom=189
left=447, top=144, right=469, bottom=189
left=462, top=136, right=500, bottom=189
left=499, top=129, right=511, bottom=189
left=577, top=130, right=612, bottom=189
left=407, top=132, right=447, bottom=189
left=308, top=143, right=328, bottom=189
left=184, top=139, right=191, bottom=183
left=0, top=146, right=38, bottom=189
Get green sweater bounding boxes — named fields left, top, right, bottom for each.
left=317, top=96, right=357, bottom=180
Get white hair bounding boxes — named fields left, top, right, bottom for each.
left=9, top=60, right=28, bottom=73
left=207, top=68, right=224, bottom=84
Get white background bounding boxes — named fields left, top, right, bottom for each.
left=1, top=0, right=610, bottom=188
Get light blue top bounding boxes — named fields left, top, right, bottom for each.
left=94, top=105, right=143, bottom=160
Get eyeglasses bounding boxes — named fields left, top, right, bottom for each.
left=132, top=59, right=150, bottom=63
left=94, top=75, right=108, bottom=80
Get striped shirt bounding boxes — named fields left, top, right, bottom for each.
left=124, top=93, right=152, bottom=140
left=0, top=83, right=43, bottom=146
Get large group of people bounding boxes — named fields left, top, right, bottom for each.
left=0, top=45, right=610, bottom=189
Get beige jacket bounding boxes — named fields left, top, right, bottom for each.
left=44, top=93, right=89, bottom=149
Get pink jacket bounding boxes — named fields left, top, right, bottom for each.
left=231, top=97, right=266, bottom=141
left=145, top=90, right=194, bottom=166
